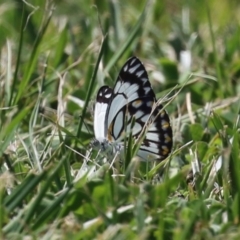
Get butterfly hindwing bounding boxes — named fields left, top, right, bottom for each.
left=138, top=104, right=172, bottom=160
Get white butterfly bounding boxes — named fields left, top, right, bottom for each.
left=93, top=57, right=172, bottom=161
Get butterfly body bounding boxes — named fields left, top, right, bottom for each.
left=93, top=57, right=172, bottom=161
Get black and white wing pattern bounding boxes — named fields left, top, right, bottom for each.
left=94, top=86, right=112, bottom=142
left=94, top=56, right=172, bottom=161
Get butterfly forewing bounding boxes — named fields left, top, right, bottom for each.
left=94, top=86, right=113, bottom=142
left=105, top=57, right=156, bottom=133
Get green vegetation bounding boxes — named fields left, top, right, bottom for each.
left=0, top=0, right=240, bottom=239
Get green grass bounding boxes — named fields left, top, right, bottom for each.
left=0, top=0, right=240, bottom=239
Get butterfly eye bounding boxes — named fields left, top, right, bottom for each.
left=93, top=57, right=172, bottom=161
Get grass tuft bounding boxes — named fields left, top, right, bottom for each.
left=0, top=0, right=239, bottom=239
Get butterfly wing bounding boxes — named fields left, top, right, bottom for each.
left=137, top=104, right=172, bottom=160
left=94, top=86, right=113, bottom=142
left=105, top=57, right=172, bottom=160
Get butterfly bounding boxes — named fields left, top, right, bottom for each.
left=93, top=56, right=172, bottom=161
